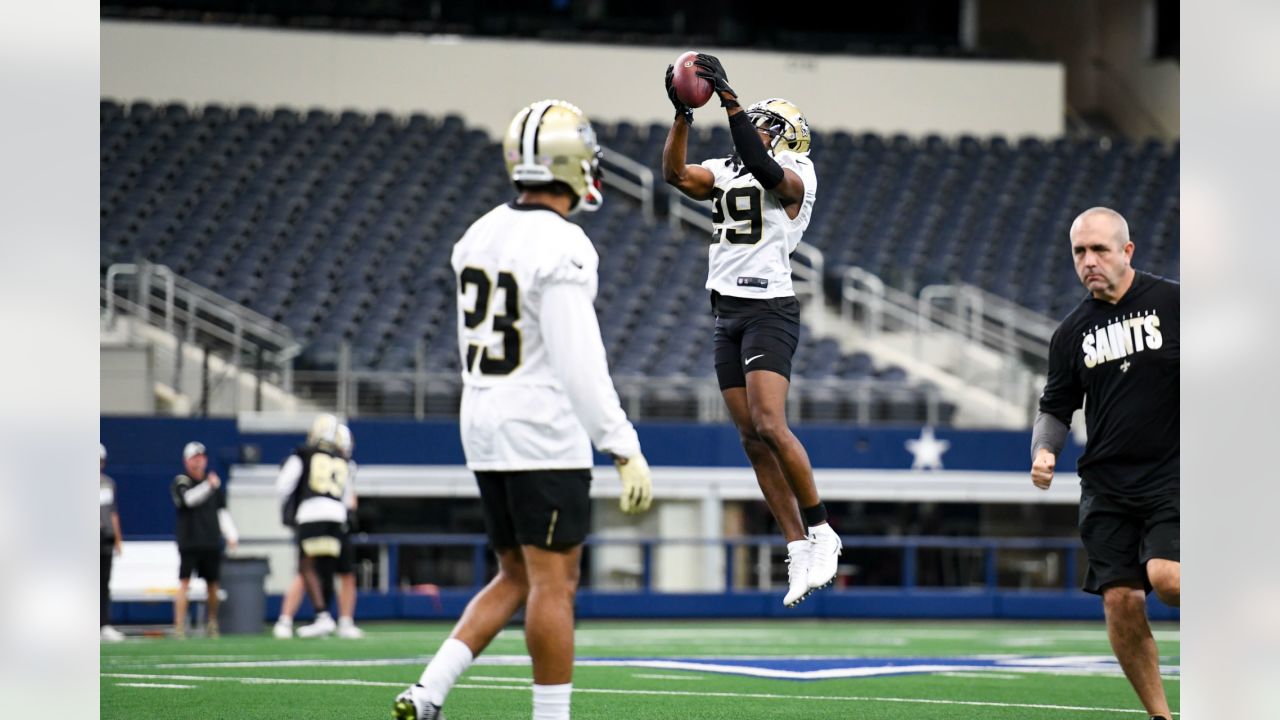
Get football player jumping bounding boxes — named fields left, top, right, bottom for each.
left=392, top=99, right=653, bottom=720
left=662, top=54, right=843, bottom=608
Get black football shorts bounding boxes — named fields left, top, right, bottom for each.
left=711, top=294, right=801, bottom=390
left=1078, top=488, right=1179, bottom=595
left=178, top=547, right=222, bottom=582
left=476, top=470, right=592, bottom=552
left=297, top=521, right=354, bottom=573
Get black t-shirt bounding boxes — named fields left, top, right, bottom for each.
left=171, top=472, right=225, bottom=549
left=1039, top=271, right=1179, bottom=496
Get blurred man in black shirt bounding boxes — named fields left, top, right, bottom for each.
left=100, top=444, right=124, bottom=642
left=170, top=441, right=238, bottom=638
left=1031, top=207, right=1179, bottom=720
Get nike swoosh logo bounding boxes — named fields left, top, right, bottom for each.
left=745, top=354, right=765, bottom=365
left=571, top=259, right=583, bottom=269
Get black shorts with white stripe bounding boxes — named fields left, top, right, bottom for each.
left=476, top=469, right=592, bottom=552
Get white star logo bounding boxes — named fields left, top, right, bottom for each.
left=905, top=426, right=950, bottom=471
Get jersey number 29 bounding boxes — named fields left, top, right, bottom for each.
left=711, top=186, right=763, bottom=244
left=460, top=267, right=521, bottom=375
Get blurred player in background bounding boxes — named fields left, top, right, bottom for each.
left=393, top=99, right=653, bottom=720
left=274, top=414, right=361, bottom=639
left=662, top=54, right=841, bottom=608
left=99, top=443, right=124, bottom=642
left=332, top=423, right=363, bottom=638
left=171, top=440, right=238, bottom=639
left=1032, top=207, right=1179, bottom=720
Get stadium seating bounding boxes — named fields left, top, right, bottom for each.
left=594, top=123, right=1180, bottom=320
left=101, top=100, right=1176, bottom=423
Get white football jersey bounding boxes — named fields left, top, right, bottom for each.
left=701, top=151, right=817, bottom=299
left=451, top=201, right=640, bottom=471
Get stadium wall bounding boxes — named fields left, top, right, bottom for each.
left=100, top=20, right=1064, bottom=139
left=101, top=415, right=1083, bottom=539
left=103, top=416, right=1179, bottom=622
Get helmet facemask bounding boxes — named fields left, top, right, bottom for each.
left=745, top=98, right=811, bottom=156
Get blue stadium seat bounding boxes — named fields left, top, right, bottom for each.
left=101, top=101, right=1178, bottom=424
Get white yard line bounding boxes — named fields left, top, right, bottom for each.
left=465, top=676, right=533, bottom=683
left=101, top=673, right=1177, bottom=715
left=115, top=682, right=195, bottom=689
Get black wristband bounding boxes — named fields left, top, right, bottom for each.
left=728, top=111, right=785, bottom=190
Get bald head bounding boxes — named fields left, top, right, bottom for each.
left=1070, top=207, right=1130, bottom=249
left=1069, top=206, right=1136, bottom=302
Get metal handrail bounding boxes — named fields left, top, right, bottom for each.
left=189, top=532, right=1086, bottom=594
left=102, top=263, right=302, bottom=393
left=918, top=283, right=1054, bottom=361
left=600, top=145, right=656, bottom=225
left=289, top=363, right=943, bottom=425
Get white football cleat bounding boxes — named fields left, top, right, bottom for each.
left=296, top=612, right=336, bottom=639
left=392, top=683, right=444, bottom=720
left=100, top=625, right=125, bottom=642
left=272, top=621, right=293, bottom=639
left=337, top=620, right=365, bottom=639
left=806, top=524, right=843, bottom=590
left=783, top=542, right=812, bottom=607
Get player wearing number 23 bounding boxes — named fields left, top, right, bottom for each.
left=662, top=54, right=842, bottom=611
left=392, top=100, right=652, bottom=720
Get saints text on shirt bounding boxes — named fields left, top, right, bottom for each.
left=1081, top=310, right=1163, bottom=368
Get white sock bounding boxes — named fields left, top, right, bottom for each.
left=315, top=611, right=333, bottom=623
left=418, top=638, right=474, bottom=706
left=532, top=682, right=572, bottom=720
left=276, top=615, right=292, bottom=627
left=339, top=616, right=355, bottom=628
left=808, top=523, right=834, bottom=537
left=786, top=540, right=809, bottom=556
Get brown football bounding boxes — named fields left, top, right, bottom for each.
left=672, top=51, right=713, bottom=108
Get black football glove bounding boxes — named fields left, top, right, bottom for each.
left=694, top=53, right=738, bottom=107
left=665, top=64, right=694, bottom=125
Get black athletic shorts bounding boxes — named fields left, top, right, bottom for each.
left=1078, top=487, right=1179, bottom=595
left=178, top=547, right=222, bottom=582
left=711, top=293, right=801, bottom=390
left=476, top=469, right=592, bottom=552
left=297, top=521, right=354, bottom=573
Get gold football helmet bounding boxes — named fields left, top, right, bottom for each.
left=336, top=423, right=353, bottom=460
left=746, top=98, right=811, bottom=156
left=503, top=99, right=603, bottom=213
left=307, top=413, right=340, bottom=452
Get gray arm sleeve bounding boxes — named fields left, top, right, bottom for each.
left=1030, top=411, right=1070, bottom=460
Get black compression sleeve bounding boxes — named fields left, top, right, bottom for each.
left=728, top=111, right=785, bottom=190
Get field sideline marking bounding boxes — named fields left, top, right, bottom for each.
left=115, top=682, right=195, bottom=689
left=101, top=673, right=1177, bottom=715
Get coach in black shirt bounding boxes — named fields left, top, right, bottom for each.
left=1031, top=207, right=1178, bottom=720
left=170, top=441, right=238, bottom=638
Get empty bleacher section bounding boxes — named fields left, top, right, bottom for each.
left=102, top=100, right=1177, bottom=423
left=102, top=100, right=948, bottom=423
left=597, top=123, right=1180, bottom=320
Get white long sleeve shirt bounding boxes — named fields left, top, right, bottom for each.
left=453, top=201, right=640, bottom=471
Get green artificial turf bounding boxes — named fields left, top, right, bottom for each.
left=101, top=620, right=1179, bottom=719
